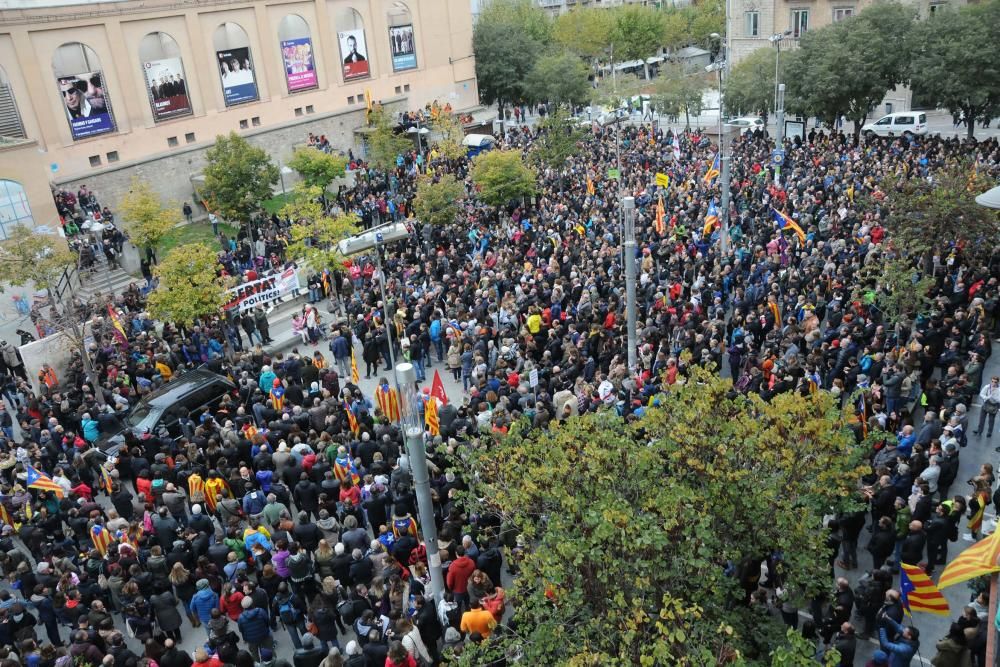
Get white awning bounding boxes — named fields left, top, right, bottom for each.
left=975, top=185, right=1000, bottom=209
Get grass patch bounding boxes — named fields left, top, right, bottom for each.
left=262, top=192, right=294, bottom=215
left=158, top=221, right=239, bottom=254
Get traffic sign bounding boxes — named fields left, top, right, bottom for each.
left=771, top=150, right=785, bottom=166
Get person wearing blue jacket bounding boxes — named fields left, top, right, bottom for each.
left=189, top=579, right=220, bottom=636
left=237, top=596, right=273, bottom=659
left=878, top=613, right=919, bottom=667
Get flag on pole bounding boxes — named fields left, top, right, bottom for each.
left=654, top=196, right=666, bottom=236
left=936, top=529, right=1000, bottom=590
left=107, top=305, right=129, bottom=348
left=900, top=563, right=950, bottom=616
left=90, top=524, right=112, bottom=557
left=703, top=153, right=720, bottom=185
left=770, top=207, right=806, bottom=244
left=351, top=349, right=360, bottom=384
left=0, top=503, right=11, bottom=529
left=702, top=200, right=720, bottom=237
left=425, top=397, right=440, bottom=436
left=26, top=466, right=64, bottom=498
left=586, top=176, right=595, bottom=195
left=343, top=400, right=360, bottom=435
left=431, top=370, right=449, bottom=405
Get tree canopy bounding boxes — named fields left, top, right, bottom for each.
left=552, top=8, right=613, bottom=61
left=414, top=174, right=465, bottom=226
left=430, top=113, right=467, bottom=162
left=530, top=109, right=585, bottom=170
left=910, top=1, right=1000, bottom=140
left=117, top=177, right=180, bottom=256
left=454, top=367, right=864, bottom=665
left=282, top=184, right=360, bottom=272
left=473, top=7, right=537, bottom=111
left=287, top=147, right=347, bottom=191
left=147, top=243, right=229, bottom=327
left=0, top=226, right=77, bottom=293
left=469, top=150, right=538, bottom=208
left=785, top=2, right=916, bottom=143
left=526, top=51, right=592, bottom=108
left=366, top=107, right=411, bottom=172
left=725, top=48, right=779, bottom=124
left=653, top=64, right=709, bottom=130
left=202, top=132, right=279, bottom=223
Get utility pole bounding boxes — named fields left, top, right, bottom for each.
left=774, top=83, right=786, bottom=185
left=623, top=196, right=637, bottom=375
left=396, top=362, right=446, bottom=604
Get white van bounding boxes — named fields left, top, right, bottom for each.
left=861, top=112, right=928, bottom=137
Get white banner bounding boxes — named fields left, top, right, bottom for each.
left=224, top=268, right=301, bottom=313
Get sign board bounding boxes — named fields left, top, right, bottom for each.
left=771, top=149, right=785, bottom=166
left=607, top=168, right=620, bottom=180
left=223, top=267, right=301, bottom=313
left=655, top=172, right=669, bottom=187
left=529, top=368, right=539, bottom=388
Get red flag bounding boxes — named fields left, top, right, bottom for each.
left=431, top=370, right=449, bottom=405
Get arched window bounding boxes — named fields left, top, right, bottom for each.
left=213, top=22, right=259, bottom=106
left=336, top=8, right=371, bottom=81
left=139, top=32, right=193, bottom=121
left=387, top=2, right=417, bottom=71
left=52, top=42, right=117, bottom=140
left=277, top=15, right=318, bottom=93
left=0, top=67, right=26, bottom=140
left=0, top=180, right=32, bottom=239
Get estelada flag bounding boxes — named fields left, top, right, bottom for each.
left=431, top=370, right=449, bottom=405
left=100, top=465, right=113, bottom=495
left=26, top=466, right=64, bottom=498
left=900, top=563, right=949, bottom=616
left=107, top=305, right=129, bottom=348
left=343, top=400, right=360, bottom=435
left=936, top=529, right=1000, bottom=590
left=351, top=349, right=360, bottom=384
left=90, top=524, right=112, bottom=557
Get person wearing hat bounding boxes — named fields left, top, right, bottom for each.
left=189, top=579, right=220, bottom=635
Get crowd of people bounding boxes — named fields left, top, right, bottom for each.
left=3, top=105, right=999, bottom=667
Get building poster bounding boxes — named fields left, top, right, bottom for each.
left=216, top=47, right=259, bottom=106
left=143, top=57, right=192, bottom=121
left=56, top=71, right=116, bottom=140
left=388, top=24, right=416, bottom=71
left=281, top=37, right=318, bottom=92
left=338, top=29, right=370, bottom=80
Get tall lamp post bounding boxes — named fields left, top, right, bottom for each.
left=706, top=32, right=730, bottom=254
left=623, top=196, right=637, bottom=375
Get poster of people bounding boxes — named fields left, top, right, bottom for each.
left=388, top=24, right=416, bottom=71
left=216, top=47, right=259, bottom=106
left=280, top=37, right=318, bottom=92
left=56, top=71, right=116, bottom=140
left=338, top=29, right=370, bottom=80
left=143, top=58, right=192, bottom=121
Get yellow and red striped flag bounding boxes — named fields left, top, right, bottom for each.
left=425, top=397, right=440, bottom=436
left=351, top=349, right=360, bottom=384
left=343, top=400, right=360, bottom=435
left=100, top=465, right=113, bottom=495
left=375, top=383, right=401, bottom=423
left=90, top=524, right=112, bottom=557
left=586, top=176, right=595, bottom=196
left=26, top=466, right=64, bottom=498
left=0, top=504, right=11, bottom=529
left=654, top=195, right=666, bottom=236
left=107, top=305, right=129, bottom=348
left=936, top=530, right=1000, bottom=590
left=900, top=563, right=949, bottom=615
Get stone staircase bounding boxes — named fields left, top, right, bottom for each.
left=74, top=258, right=140, bottom=302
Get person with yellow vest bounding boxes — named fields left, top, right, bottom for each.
left=37, top=364, right=58, bottom=395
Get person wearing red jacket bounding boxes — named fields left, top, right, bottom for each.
left=445, top=546, right=476, bottom=611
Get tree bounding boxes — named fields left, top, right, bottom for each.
left=469, top=150, right=537, bottom=208
left=910, top=1, right=1000, bottom=140
left=454, top=367, right=865, bottom=665
left=725, top=48, right=779, bottom=124
left=0, top=226, right=78, bottom=294
left=202, top=132, right=279, bottom=223
left=552, top=8, right=612, bottom=62
left=879, top=164, right=999, bottom=262
left=414, top=174, right=465, bottom=226
left=653, top=64, right=708, bottom=130
left=117, top=177, right=180, bottom=259
left=530, top=109, right=585, bottom=169
left=609, top=4, right=667, bottom=80
left=287, top=147, right=347, bottom=191
left=147, top=243, right=229, bottom=327
left=526, top=51, right=592, bottom=108
left=430, top=113, right=466, bottom=162
left=785, top=3, right=916, bottom=144
left=855, top=256, right=935, bottom=341
left=366, top=107, right=411, bottom=172
left=473, top=0, right=551, bottom=114
left=282, top=184, right=360, bottom=273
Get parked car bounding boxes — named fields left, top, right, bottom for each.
left=862, top=112, right=928, bottom=137
left=727, top=116, right=765, bottom=134
left=98, top=368, right=236, bottom=454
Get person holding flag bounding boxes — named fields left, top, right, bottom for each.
left=343, top=399, right=360, bottom=435
left=90, top=522, right=113, bottom=557
left=425, top=390, right=440, bottom=436
left=702, top=200, right=720, bottom=238
left=703, top=153, right=720, bottom=185
left=375, top=377, right=401, bottom=423
left=770, top=207, right=806, bottom=244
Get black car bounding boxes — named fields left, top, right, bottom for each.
left=98, top=368, right=236, bottom=454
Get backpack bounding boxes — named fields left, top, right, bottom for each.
left=854, top=577, right=880, bottom=612
left=278, top=597, right=300, bottom=624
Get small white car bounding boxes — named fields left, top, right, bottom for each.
left=727, top=116, right=765, bottom=133
left=862, top=112, right=928, bottom=137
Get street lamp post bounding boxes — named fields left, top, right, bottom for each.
left=623, top=196, right=637, bottom=375
left=774, top=83, right=786, bottom=184
left=707, top=32, right=731, bottom=254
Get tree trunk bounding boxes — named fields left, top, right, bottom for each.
left=852, top=119, right=863, bottom=147
left=684, top=108, right=690, bottom=131
left=966, top=107, right=977, bottom=141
